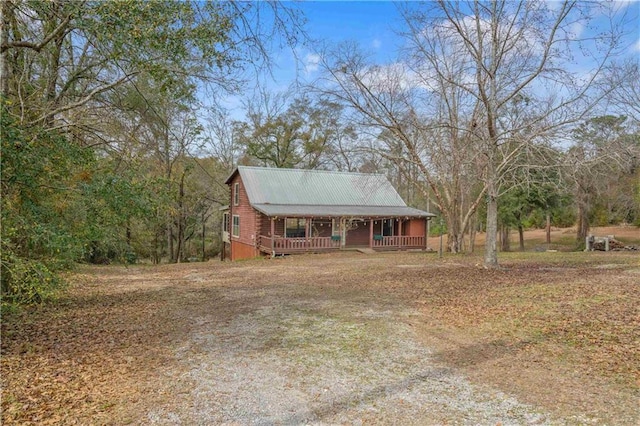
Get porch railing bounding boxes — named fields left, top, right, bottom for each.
left=258, top=234, right=426, bottom=254
left=259, top=236, right=341, bottom=253
left=372, top=235, right=425, bottom=248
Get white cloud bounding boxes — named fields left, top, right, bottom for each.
left=372, top=38, right=382, bottom=49
left=568, top=21, right=585, bottom=40
left=635, top=38, right=640, bottom=52
left=304, top=53, right=321, bottom=75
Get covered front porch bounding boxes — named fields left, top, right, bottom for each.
left=257, top=216, right=429, bottom=256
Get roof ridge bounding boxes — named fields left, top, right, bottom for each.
left=254, top=203, right=408, bottom=207
left=237, top=165, right=386, bottom=178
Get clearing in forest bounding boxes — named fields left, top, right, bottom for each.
left=2, top=249, right=639, bottom=425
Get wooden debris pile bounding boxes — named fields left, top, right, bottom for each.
left=590, top=238, right=639, bottom=251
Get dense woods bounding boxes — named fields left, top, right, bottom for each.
left=1, top=0, right=639, bottom=306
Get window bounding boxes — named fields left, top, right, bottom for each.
left=222, top=212, right=229, bottom=233
left=232, top=215, right=240, bottom=237
left=233, top=183, right=239, bottom=205
left=285, top=218, right=306, bottom=238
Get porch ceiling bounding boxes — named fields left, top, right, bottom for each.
left=253, top=204, right=435, bottom=218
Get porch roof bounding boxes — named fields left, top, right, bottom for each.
left=252, top=204, right=435, bottom=218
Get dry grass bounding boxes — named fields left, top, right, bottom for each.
left=2, top=227, right=639, bottom=424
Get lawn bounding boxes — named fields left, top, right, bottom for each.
left=1, top=247, right=639, bottom=424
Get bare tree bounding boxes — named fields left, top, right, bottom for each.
left=203, top=106, right=242, bottom=173
left=608, top=59, right=640, bottom=124
left=565, top=115, right=640, bottom=243
left=317, top=1, right=627, bottom=265
left=315, top=44, right=485, bottom=252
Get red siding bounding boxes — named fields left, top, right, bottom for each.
left=231, top=241, right=259, bottom=260
left=404, top=219, right=426, bottom=237
left=345, top=220, right=371, bottom=246
left=229, top=174, right=259, bottom=260
left=258, top=215, right=285, bottom=237
left=310, top=218, right=332, bottom=238
left=259, top=214, right=270, bottom=237
left=274, top=219, right=285, bottom=236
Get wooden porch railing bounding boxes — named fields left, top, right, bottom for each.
left=372, top=235, right=425, bottom=248
left=258, top=235, right=426, bottom=254
left=259, top=236, right=341, bottom=253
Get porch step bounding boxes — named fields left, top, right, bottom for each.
left=356, top=248, right=377, bottom=254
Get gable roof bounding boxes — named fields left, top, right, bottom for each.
left=225, top=166, right=435, bottom=218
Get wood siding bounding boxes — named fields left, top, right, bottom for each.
left=229, top=174, right=259, bottom=260
left=345, top=220, right=370, bottom=246
left=404, top=219, right=426, bottom=236
left=231, top=240, right=259, bottom=260
left=310, top=218, right=333, bottom=238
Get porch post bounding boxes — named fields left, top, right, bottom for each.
left=424, top=218, right=429, bottom=251
left=340, top=217, right=346, bottom=248
left=398, top=219, right=403, bottom=249
left=369, top=218, right=374, bottom=248
left=270, top=217, right=275, bottom=255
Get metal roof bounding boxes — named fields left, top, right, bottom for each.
left=237, top=166, right=405, bottom=205
left=227, top=166, right=434, bottom=217
left=253, top=204, right=434, bottom=218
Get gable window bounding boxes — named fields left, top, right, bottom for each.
left=232, top=215, right=240, bottom=237
left=222, top=212, right=229, bottom=233
left=285, top=218, right=306, bottom=238
left=233, top=183, right=240, bottom=205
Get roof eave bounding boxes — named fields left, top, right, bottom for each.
left=223, top=167, right=240, bottom=185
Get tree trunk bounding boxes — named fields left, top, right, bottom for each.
left=175, top=172, right=186, bottom=263
left=467, top=212, right=476, bottom=253
left=126, top=222, right=132, bottom=247
left=447, top=233, right=465, bottom=253
left=0, top=1, right=10, bottom=99
left=518, top=224, right=525, bottom=251
left=577, top=202, right=590, bottom=243
left=153, top=228, right=160, bottom=265
left=500, top=225, right=510, bottom=252
left=484, top=185, right=499, bottom=266
left=168, top=222, right=175, bottom=263
left=545, top=212, right=551, bottom=245
left=202, top=221, right=206, bottom=261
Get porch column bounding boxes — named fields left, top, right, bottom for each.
left=424, top=218, right=429, bottom=251
left=398, top=219, right=403, bottom=249
left=270, top=217, right=275, bottom=255
left=340, top=217, right=346, bottom=248
left=369, top=218, right=374, bottom=248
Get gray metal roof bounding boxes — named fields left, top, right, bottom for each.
left=228, top=166, right=434, bottom=217
left=253, top=204, right=434, bottom=218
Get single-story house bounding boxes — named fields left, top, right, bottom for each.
left=221, top=166, right=435, bottom=261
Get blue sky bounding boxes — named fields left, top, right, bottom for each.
left=218, top=1, right=640, bottom=116
left=271, top=1, right=403, bottom=86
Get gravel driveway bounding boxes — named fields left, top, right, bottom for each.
left=145, top=278, right=554, bottom=425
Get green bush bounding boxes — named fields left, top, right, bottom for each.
left=1, top=246, right=65, bottom=307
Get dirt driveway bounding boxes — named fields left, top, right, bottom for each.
left=2, top=251, right=639, bottom=424
left=145, top=270, right=547, bottom=424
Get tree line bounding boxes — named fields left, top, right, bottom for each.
left=2, top=0, right=639, bottom=306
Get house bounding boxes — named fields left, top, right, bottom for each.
left=221, top=166, right=435, bottom=261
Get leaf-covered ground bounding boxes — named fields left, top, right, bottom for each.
left=2, top=250, right=639, bottom=424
